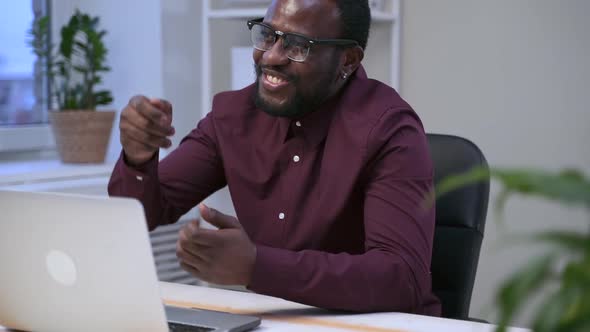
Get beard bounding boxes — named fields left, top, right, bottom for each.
left=253, top=55, right=341, bottom=119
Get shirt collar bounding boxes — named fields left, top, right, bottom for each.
left=278, top=65, right=368, bottom=146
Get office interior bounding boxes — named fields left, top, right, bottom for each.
left=1, top=0, right=589, bottom=329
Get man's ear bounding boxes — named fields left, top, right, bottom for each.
left=340, top=46, right=364, bottom=78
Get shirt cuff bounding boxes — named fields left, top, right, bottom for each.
left=247, top=244, right=285, bottom=294
left=111, top=150, right=159, bottom=197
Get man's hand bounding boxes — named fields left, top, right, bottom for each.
left=119, top=95, right=175, bottom=166
left=176, top=204, right=257, bottom=286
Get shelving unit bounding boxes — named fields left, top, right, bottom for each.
left=200, top=0, right=402, bottom=117
left=198, top=0, right=402, bottom=226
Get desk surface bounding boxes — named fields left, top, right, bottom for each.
left=160, top=282, right=528, bottom=332
left=1, top=281, right=529, bottom=332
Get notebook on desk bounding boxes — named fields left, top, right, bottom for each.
left=0, top=190, right=260, bottom=332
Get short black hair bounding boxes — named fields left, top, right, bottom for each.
left=334, top=0, right=371, bottom=50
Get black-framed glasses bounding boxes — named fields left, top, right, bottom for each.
left=247, top=18, right=359, bottom=63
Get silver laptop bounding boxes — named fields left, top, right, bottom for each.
left=0, top=190, right=260, bottom=332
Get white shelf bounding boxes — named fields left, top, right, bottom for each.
left=372, top=11, right=397, bottom=22
left=0, top=160, right=114, bottom=187
left=207, top=8, right=265, bottom=19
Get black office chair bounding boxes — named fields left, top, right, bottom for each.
left=426, top=133, right=490, bottom=320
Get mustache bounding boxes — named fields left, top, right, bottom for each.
left=254, top=64, right=297, bottom=82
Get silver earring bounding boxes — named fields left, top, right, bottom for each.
left=342, top=72, right=348, bottom=80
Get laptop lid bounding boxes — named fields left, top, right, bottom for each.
left=0, top=190, right=244, bottom=331
left=0, top=190, right=170, bottom=331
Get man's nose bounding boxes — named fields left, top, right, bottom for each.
left=261, top=37, right=289, bottom=65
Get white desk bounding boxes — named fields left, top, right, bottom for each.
left=0, top=282, right=529, bottom=332
left=0, top=162, right=529, bottom=332
left=160, top=282, right=529, bottom=332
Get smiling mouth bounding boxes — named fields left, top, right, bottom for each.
left=261, top=72, right=291, bottom=91
left=266, top=73, right=287, bottom=84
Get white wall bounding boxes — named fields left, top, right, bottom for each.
left=160, top=0, right=202, bottom=147
left=401, top=0, right=590, bottom=326
left=51, top=0, right=164, bottom=162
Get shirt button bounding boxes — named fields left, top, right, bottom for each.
left=295, top=121, right=302, bottom=127
left=278, top=212, right=285, bottom=220
left=293, top=155, right=300, bottom=163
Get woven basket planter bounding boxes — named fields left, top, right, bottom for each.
left=49, top=110, right=116, bottom=164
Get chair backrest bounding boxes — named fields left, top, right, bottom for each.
left=426, top=133, right=490, bottom=320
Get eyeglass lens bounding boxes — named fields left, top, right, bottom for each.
left=250, top=24, right=310, bottom=62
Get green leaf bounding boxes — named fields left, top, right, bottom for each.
left=534, top=232, right=590, bottom=254
left=436, top=167, right=590, bottom=209
left=435, top=166, right=491, bottom=199
left=492, top=168, right=590, bottom=208
left=547, top=281, right=590, bottom=332
left=494, top=254, right=555, bottom=332
left=422, top=166, right=489, bottom=210
left=558, top=294, right=590, bottom=332
left=531, top=287, right=575, bottom=332
left=28, top=15, right=52, bottom=57
left=60, top=26, right=76, bottom=59
left=72, top=65, right=88, bottom=73
left=91, top=76, right=102, bottom=85
left=494, top=231, right=590, bottom=255
left=93, top=90, right=113, bottom=106
left=562, top=259, right=590, bottom=289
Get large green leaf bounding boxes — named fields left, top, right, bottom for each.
left=557, top=290, right=590, bottom=332
left=484, top=230, right=590, bottom=259
left=562, top=259, right=590, bottom=290
left=533, top=232, right=590, bottom=254
left=534, top=264, right=590, bottom=332
left=436, top=167, right=590, bottom=208
left=59, top=25, right=76, bottom=59
left=531, top=286, right=577, bottom=332
left=493, top=169, right=590, bottom=207
left=494, top=254, right=555, bottom=332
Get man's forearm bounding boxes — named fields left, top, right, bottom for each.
left=108, top=153, right=183, bottom=230
left=247, top=244, right=433, bottom=313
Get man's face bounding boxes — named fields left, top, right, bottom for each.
left=253, top=0, right=344, bottom=118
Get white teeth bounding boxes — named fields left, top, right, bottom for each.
left=266, top=74, right=285, bottom=84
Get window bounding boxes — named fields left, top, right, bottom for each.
left=0, top=0, right=52, bottom=152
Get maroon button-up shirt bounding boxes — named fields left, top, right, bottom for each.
left=108, top=66, right=441, bottom=315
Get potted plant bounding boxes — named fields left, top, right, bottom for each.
left=29, top=9, right=114, bottom=163
left=436, top=168, right=590, bottom=332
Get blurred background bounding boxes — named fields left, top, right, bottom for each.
left=1, top=0, right=588, bottom=327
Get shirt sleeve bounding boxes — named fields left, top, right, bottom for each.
left=108, top=113, right=227, bottom=230
left=247, top=110, right=438, bottom=314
